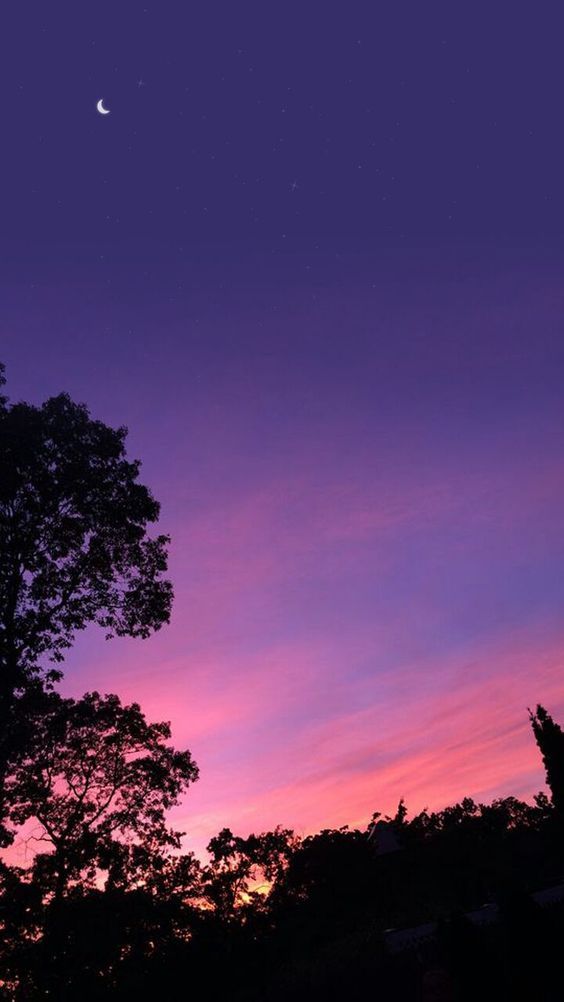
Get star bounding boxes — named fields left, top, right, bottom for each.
left=137, top=78, right=145, bottom=88
left=290, top=180, right=299, bottom=192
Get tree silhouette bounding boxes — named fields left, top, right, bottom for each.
left=529, top=704, right=564, bottom=815
left=203, top=826, right=296, bottom=920
left=0, top=366, right=173, bottom=829
left=5, top=690, right=198, bottom=901
left=0, top=377, right=172, bottom=690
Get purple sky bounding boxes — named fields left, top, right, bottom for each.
left=2, top=3, right=564, bottom=857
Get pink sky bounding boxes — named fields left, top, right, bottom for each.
left=52, top=437, right=564, bottom=860
left=5, top=260, right=564, bottom=864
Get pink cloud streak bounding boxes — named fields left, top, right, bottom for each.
left=58, top=449, right=564, bottom=860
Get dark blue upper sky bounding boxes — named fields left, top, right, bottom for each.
left=2, top=2, right=564, bottom=257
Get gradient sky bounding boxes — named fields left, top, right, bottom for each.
left=2, top=3, right=564, bottom=860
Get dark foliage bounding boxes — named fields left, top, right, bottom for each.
left=529, top=703, right=564, bottom=815
left=1, top=690, right=199, bottom=999
left=5, top=778, right=560, bottom=1000
left=0, top=385, right=172, bottom=693
left=0, top=367, right=173, bottom=841
left=5, top=690, right=198, bottom=897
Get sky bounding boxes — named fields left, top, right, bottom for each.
left=2, top=3, right=564, bottom=859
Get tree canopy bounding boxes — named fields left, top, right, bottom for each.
left=0, top=364, right=175, bottom=842
left=0, top=378, right=172, bottom=698
left=529, top=704, right=564, bottom=815
left=5, top=690, right=198, bottom=898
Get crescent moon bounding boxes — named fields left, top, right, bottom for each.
left=96, top=99, right=110, bottom=115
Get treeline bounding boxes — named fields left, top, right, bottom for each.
left=1, top=365, right=563, bottom=1000
left=2, top=706, right=563, bottom=1002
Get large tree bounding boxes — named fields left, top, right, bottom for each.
left=5, top=689, right=198, bottom=900
left=0, top=366, right=172, bottom=692
left=0, top=364, right=173, bottom=821
left=1, top=690, right=199, bottom=1000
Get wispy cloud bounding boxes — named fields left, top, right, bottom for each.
left=63, top=449, right=564, bottom=859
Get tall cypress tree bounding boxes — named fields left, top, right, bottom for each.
left=529, top=704, right=564, bottom=814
